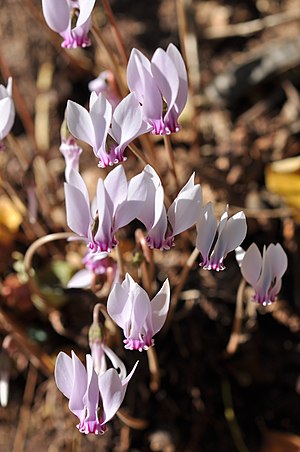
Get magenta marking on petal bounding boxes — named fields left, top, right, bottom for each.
left=77, top=420, right=106, bottom=435
left=150, top=119, right=166, bottom=135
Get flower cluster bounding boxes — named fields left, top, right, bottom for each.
left=36, top=0, right=290, bottom=438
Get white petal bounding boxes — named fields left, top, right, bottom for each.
left=151, top=279, right=170, bottom=335
left=241, top=243, right=262, bottom=286
left=41, top=0, right=70, bottom=33
left=66, top=100, right=96, bottom=150
left=196, top=203, right=217, bottom=262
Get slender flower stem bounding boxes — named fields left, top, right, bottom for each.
left=225, top=278, right=247, bottom=355
left=115, top=243, right=125, bottom=280
left=127, top=142, right=152, bottom=167
left=116, top=408, right=149, bottom=430
left=101, top=0, right=128, bottom=66
left=163, top=135, right=180, bottom=193
left=146, top=347, right=160, bottom=392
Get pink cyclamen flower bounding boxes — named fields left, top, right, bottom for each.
left=107, top=273, right=170, bottom=351
left=67, top=250, right=118, bottom=289
left=127, top=43, right=188, bottom=135
left=0, top=77, right=15, bottom=149
left=67, top=91, right=151, bottom=168
left=55, top=351, right=138, bottom=434
left=64, top=166, right=147, bottom=253
left=60, top=135, right=83, bottom=182
left=88, top=70, right=121, bottom=109
left=137, top=165, right=202, bottom=250
left=240, top=243, right=287, bottom=306
left=196, top=203, right=247, bottom=271
left=41, top=0, right=95, bottom=48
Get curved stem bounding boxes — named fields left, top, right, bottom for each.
left=24, top=232, right=76, bottom=274
left=225, top=278, right=247, bottom=355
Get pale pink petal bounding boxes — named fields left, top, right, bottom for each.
left=89, top=93, right=112, bottom=152
left=166, top=43, right=188, bottom=115
left=64, top=183, right=91, bottom=237
left=99, top=364, right=135, bottom=424
left=82, top=355, right=99, bottom=424
left=196, top=203, right=217, bottom=262
left=151, top=49, right=179, bottom=117
left=107, top=279, right=131, bottom=329
left=67, top=269, right=94, bottom=289
left=66, top=100, right=96, bottom=150
left=68, top=169, right=90, bottom=206
left=211, top=211, right=247, bottom=264
left=41, top=0, right=70, bottom=33
left=54, top=351, right=74, bottom=399
left=168, top=175, right=202, bottom=236
left=76, top=0, right=96, bottom=27
left=127, top=49, right=152, bottom=103
left=268, top=243, right=288, bottom=279
left=94, top=178, right=112, bottom=245
left=104, top=165, right=127, bottom=216
left=69, top=352, right=87, bottom=410
left=151, top=279, right=170, bottom=335
left=240, top=243, right=262, bottom=286
left=129, top=286, right=151, bottom=339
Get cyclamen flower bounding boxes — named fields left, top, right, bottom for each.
left=55, top=351, right=138, bottom=434
left=240, top=243, right=287, bottom=306
left=64, top=166, right=146, bottom=253
left=60, top=135, right=83, bottom=182
left=127, top=44, right=188, bottom=135
left=67, top=250, right=118, bottom=289
left=41, top=0, right=95, bottom=48
left=196, top=203, right=247, bottom=271
left=67, top=92, right=151, bottom=168
left=107, top=273, right=170, bottom=351
left=137, top=165, right=202, bottom=250
left=88, top=70, right=121, bottom=109
left=0, top=77, right=15, bottom=149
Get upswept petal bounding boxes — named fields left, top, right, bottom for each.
left=82, top=355, right=99, bottom=424
left=127, top=48, right=152, bottom=103
left=254, top=246, right=273, bottom=297
left=104, top=165, right=127, bottom=217
left=151, top=279, right=170, bottom=335
left=67, top=100, right=96, bottom=150
left=54, top=351, right=74, bottom=399
left=110, top=93, right=147, bottom=153
left=99, top=362, right=138, bottom=424
left=166, top=43, right=188, bottom=115
left=151, top=48, right=179, bottom=118
left=68, top=169, right=90, bottom=206
left=196, top=203, right=217, bottom=262
left=41, top=0, right=70, bottom=33
left=167, top=175, right=202, bottom=236
left=129, top=285, right=151, bottom=340
left=89, top=93, right=112, bottom=152
left=68, top=351, right=88, bottom=417
left=64, top=183, right=91, bottom=237
left=107, top=278, right=132, bottom=329
left=94, top=178, right=112, bottom=246
left=240, top=243, right=262, bottom=285
left=211, top=211, right=247, bottom=264
left=268, top=243, right=288, bottom=279
left=114, top=172, right=147, bottom=231
left=76, top=0, right=96, bottom=27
